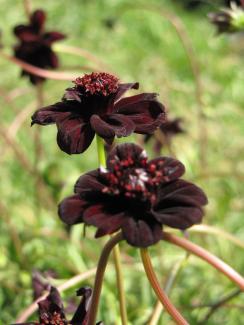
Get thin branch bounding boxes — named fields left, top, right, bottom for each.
left=199, top=289, right=242, bottom=323
left=15, top=268, right=96, bottom=323
left=162, top=232, right=244, bottom=290
left=23, top=0, right=31, bottom=18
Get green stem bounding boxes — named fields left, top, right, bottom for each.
left=95, top=134, right=128, bottom=325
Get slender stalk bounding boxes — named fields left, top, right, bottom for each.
left=87, top=232, right=123, bottom=325
left=140, top=248, right=189, bottom=325
left=15, top=268, right=96, bottom=323
left=23, top=0, right=31, bottom=18
left=148, top=253, right=189, bottom=325
left=95, top=134, right=128, bottom=325
left=162, top=232, right=244, bottom=290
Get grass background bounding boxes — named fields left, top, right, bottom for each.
left=0, top=0, right=243, bottom=324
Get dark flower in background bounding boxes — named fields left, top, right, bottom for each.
left=209, top=3, right=244, bottom=34
left=59, top=143, right=207, bottom=248
left=13, top=9, right=66, bottom=85
left=144, top=118, right=185, bottom=154
left=13, top=286, right=103, bottom=325
left=31, top=72, right=166, bottom=154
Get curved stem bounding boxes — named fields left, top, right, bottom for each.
left=23, top=0, right=31, bottom=18
left=95, top=134, right=128, bottom=325
left=140, top=248, right=189, bottom=325
left=162, top=232, right=244, bottom=290
left=87, top=232, right=123, bottom=325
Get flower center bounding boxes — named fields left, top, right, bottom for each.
left=73, top=72, right=119, bottom=96
left=41, top=311, right=68, bottom=325
left=102, top=157, right=165, bottom=204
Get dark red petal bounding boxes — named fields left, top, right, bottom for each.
left=107, top=143, right=146, bottom=169
left=114, top=82, right=139, bottom=102
left=122, top=218, right=162, bottom=247
left=56, top=118, right=95, bottom=154
left=43, top=31, right=66, bottom=44
left=31, top=102, right=73, bottom=126
left=83, top=204, right=126, bottom=233
left=31, top=9, right=46, bottom=32
left=74, top=169, right=105, bottom=194
left=153, top=180, right=208, bottom=229
left=90, top=114, right=115, bottom=140
left=116, top=93, right=166, bottom=134
left=58, top=194, right=87, bottom=225
left=47, top=51, right=59, bottom=68
left=153, top=206, right=204, bottom=229
left=149, top=157, right=185, bottom=182
left=14, top=25, right=39, bottom=41
left=71, top=287, right=92, bottom=324
left=38, top=286, right=66, bottom=323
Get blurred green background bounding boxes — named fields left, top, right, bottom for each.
left=0, top=0, right=243, bottom=324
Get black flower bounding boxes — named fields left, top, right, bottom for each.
left=13, top=286, right=103, bottom=325
left=209, top=4, right=244, bottom=34
left=59, top=143, right=208, bottom=248
left=13, top=9, right=66, bottom=84
left=144, top=118, right=185, bottom=154
left=31, top=72, right=166, bottom=154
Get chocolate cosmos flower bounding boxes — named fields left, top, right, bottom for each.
left=31, top=72, right=166, bottom=154
left=13, top=9, right=66, bottom=84
left=13, top=286, right=103, bottom=325
left=59, top=143, right=208, bottom=248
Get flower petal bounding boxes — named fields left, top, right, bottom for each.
left=149, top=157, right=185, bottom=182
left=56, top=118, right=95, bottom=154
left=43, top=31, right=66, bottom=45
left=31, top=10, right=46, bottom=32
left=122, top=218, right=162, bottom=247
left=31, top=102, right=76, bottom=126
left=107, top=143, right=146, bottom=169
left=153, top=180, right=208, bottom=229
left=58, top=194, right=87, bottom=225
left=116, top=93, right=166, bottom=133
left=14, top=25, right=39, bottom=41
left=90, top=114, right=115, bottom=140
left=74, top=169, right=105, bottom=194
left=71, top=287, right=92, bottom=323
left=114, top=82, right=139, bottom=102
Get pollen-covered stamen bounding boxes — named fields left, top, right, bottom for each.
left=73, top=72, right=119, bottom=96
left=40, top=311, right=67, bottom=325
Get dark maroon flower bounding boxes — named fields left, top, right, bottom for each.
left=145, top=118, right=185, bottom=154
left=32, top=270, right=52, bottom=300
left=31, top=72, right=166, bottom=154
left=13, top=9, right=66, bottom=85
left=59, top=143, right=208, bottom=248
left=13, top=286, right=103, bottom=325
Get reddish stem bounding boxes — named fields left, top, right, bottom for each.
left=163, top=232, right=244, bottom=290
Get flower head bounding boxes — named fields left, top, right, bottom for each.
left=144, top=118, right=185, bottom=154
left=209, top=3, right=244, bottom=34
left=59, top=143, right=208, bottom=248
left=31, top=73, right=166, bottom=154
left=13, top=9, right=66, bottom=84
left=14, top=286, right=103, bottom=325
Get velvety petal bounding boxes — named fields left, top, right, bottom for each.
left=38, top=286, right=66, bottom=323
left=107, top=143, right=146, bottom=170
left=148, top=157, right=185, bottom=182
left=116, top=93, right=166, bottom=133
left=43, top=31, right=66, bottom=44
left=71, top=287, right=92, bottom=324
left=47, top=51, right=59, bottom=68
left=90, top=114, right=115, bottom=140
left=74, top=169, right=105, bottom=195
left=31, top=10, right=46, bottom=32
left=56, top=118, right=95, bottom=154
left=83, top=204, right=126, bottom=236
left=114, top=82, right=139, bottom=102
left=153, top=180, right=208, bottom=229
left=58, top=194, right=87, bottom=225
left=31, top=102, right=75, bottom=126
left=122, top=218, right=162, bottom=247
left=14, top=25, right=39, bottom=41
